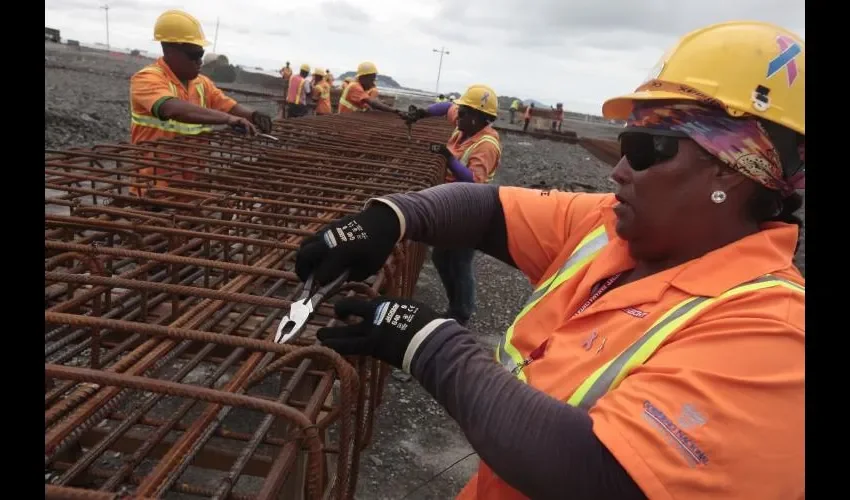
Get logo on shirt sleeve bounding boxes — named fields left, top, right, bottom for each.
left=642, top=400, right=709, bottom=467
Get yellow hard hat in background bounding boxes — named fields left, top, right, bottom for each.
left=356, top=61, right=378, bottom=77
left=300, top=63, right=311, bottom=72
left=313, top=67, right=326, bottom=77
left=602, top=20, right=804, bottom=135
left=455, top=84, right=499, bottom=118
left=153, top=10, right=210, bottom=46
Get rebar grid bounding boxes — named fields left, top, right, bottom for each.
left=45, top=113, right=453, bottom=499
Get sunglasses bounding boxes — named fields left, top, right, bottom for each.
left=618, top=130, right=687, bottom=171
left=177, top=45, right=205, bottom=62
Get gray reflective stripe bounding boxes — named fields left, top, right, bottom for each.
left=573, top=274, right=802, bottom=410
left=496, top=338, right=519, bottom=373
left=524, top=231, right=609, bottom=306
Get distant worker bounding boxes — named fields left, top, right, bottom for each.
left=509, top=98, right=521, bottom=124
left=406, top=84, right=502, bottom=325
left=325, top=69, right=334, bottom=88
left=436, top=93, right=447, bottom=103
left=552, top=102, right=564, bottom=133
left=287, top=63, right=313, bottom=118
left=311, top=67, right=332, bottom=116
left=129, top=9, right=271, bottom=197
left=278, top=61, right=293, bottom=119
left=523, top=102, right=534, bottom=132
left=296, top=20, right=805, bottom=500
left=338, top=61, right=404, bottom=115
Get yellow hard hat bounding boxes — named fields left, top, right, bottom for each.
left=356, top=61, right=378, bottom=77
left=300, top=63, right=310, bottom=72
left=602, top=20, right=804, bottom=135
left=153, top=10, right=210, bottom=46
left=454, top=84, right=499, bottom=118
left=313, top=67, right=326, bottom=77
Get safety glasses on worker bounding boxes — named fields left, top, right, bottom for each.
left=618, top=130, right=688, bottom=171
left=177, top=44, right=205, bottom=62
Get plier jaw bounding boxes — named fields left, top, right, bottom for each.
left=274, top=271, right=350, bottom=344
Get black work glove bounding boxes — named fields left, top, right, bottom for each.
left=318, top=296, right=448, bottom=372
left=429, top=143, right=454, bottom=160
left=251, top=111, right=273, bottom=134
left=295, top=203, right=401, bottom=285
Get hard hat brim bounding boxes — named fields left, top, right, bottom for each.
left=602, top=90, right=699, bottom=119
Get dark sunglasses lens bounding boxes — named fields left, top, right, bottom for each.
left=183, top=47, right=204, bottom=61
left=619, top=133, right=679, bottom=171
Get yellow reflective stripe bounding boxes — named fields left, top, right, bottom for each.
left=131, top=112, right=212, bottom=135
left=294, top=78, right=306, bottom=105
left=339, top=84, right=364, bottom=111
left=196, top=83, right=206, bottom=108
left=496, top=225, right=609, bottom=380
left=566, top=275, right=805, bottom=409
left=457, top=134, right=501, bottom=183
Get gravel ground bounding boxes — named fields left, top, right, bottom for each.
left=45, top=41, right=805, bottom=499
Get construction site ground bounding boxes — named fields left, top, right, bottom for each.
left=45, top=41, right=805, bottom=499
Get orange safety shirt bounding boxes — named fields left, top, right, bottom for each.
left=457, top=187, right=805, bottom=500
left=524, top=106, right=532, bottom=120
left=313, top=80, right=332, bottom=115
left=554, top=109, right=564, bottom=121
left=338, top=81, right=375, bottom=113
left=129, top=57, right=237, bottom=145
left=444, top=104, right=501, bottom=183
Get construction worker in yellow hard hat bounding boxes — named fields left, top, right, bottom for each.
left=286, top=63, right=313, bottom=118
left=338, top=61, right=404, bottom=116
left=128, top=9, right=272, bottom=196
left=310, top=67, right=332, bottom=116
left=278, top=61, right=293, bottom=119
left=406, top=83, right=502, bottom=324
left=294, top=21, right=804, bottom=500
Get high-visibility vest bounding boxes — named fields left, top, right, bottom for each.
left=338, top=83, right=370, bottom=113
left=449, top=130, right=501, bottom=183
left=287, top=75, right=307, bottom=105
left=496, top=224, right=805, bottom=408
left=130, top=66, right=212, bottom=136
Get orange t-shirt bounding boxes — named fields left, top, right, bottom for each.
left=312, top=80, right=332, bottom=115
left=338, top=82, right=373, bottom=113
left=129, top=58, right=237, bottom=145
left=445, top=104, right=501, bottom=183
left=523, top=107, right=532, bottom=120
left=457, top=187, right=805, bottom=500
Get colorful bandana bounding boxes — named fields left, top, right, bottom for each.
left=626, top=102, right=796, bottom=194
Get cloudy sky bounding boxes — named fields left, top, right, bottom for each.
left=45, top=0, right=804, bottom=115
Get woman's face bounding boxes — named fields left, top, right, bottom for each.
left=611, top=134, right=735, bottom=261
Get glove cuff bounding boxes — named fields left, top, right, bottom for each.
left=402, top=318, right=454, bottom=373
left=365, top=198, right=406, bottom=243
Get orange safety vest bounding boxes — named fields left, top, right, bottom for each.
left=458, top=222, right=805, bottom=499
left=287, top=75, right=307, bottom=105
left=338, top=82, right=371, bottom=113
left=314, top=81, right=332, bottom=115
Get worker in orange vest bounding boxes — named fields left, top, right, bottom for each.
left=311, top=68, right=332, bottom=116
left=406, top=84, right=502, bottom=324
left=278, top=61, right=293, bottom=119
left=294, top=20, right=805, bottom=500
left=128, top=9, right=271, bottom=197
left=286, top=63, right=313, bottom=118
left=338, top=61, right=404, bottom=116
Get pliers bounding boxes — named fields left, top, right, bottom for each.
left=274, top=270, right=350, bottom=344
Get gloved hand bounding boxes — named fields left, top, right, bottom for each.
left=228, top=116, right=258, bottom=136
left=252, top=111, right=273, bottom=134
left=429, top=143, right=454, bottom=160
left=318, top=296, right=449, bottom=372
left=295, top=202, right=401, bottom=285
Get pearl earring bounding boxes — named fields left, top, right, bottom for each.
left=711, top=190, right=727, bottom=204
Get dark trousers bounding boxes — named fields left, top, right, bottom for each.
left=287, top=103, right=309, bottom=118
left=523, top=118, right=530, bottom=132
left=432, top=247, right=476, bottom=323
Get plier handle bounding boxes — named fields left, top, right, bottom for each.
left=274, top=270, right=350, bottom=344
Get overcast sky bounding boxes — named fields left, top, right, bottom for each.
left=45, top=0, right=805, bottom=115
